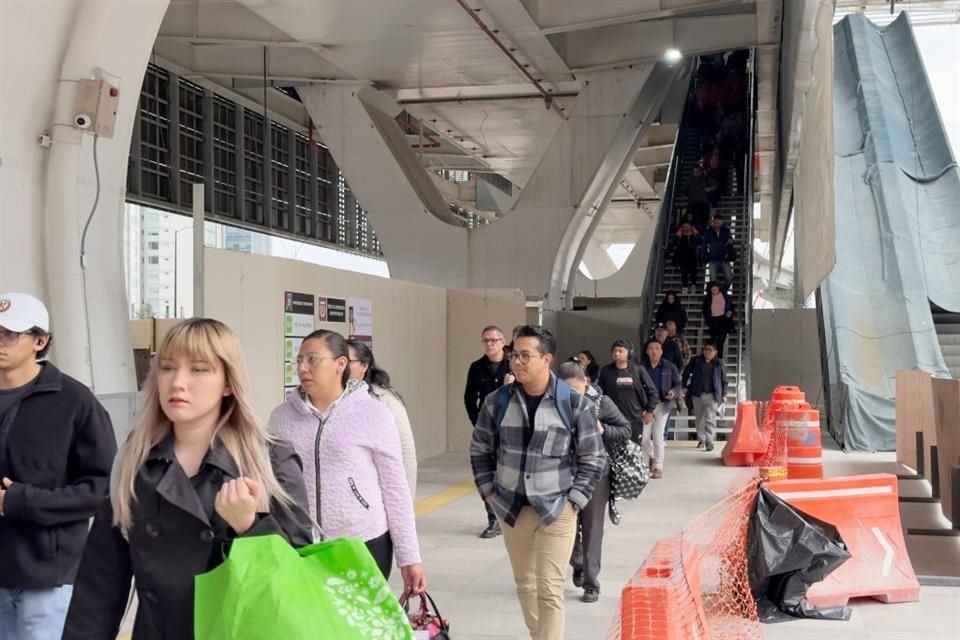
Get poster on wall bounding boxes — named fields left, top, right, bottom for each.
left=347, top=298, right=373, bottom=347
left=326, top=297, right=347, bottom=323
left=283, top=292, right=315, bottom=399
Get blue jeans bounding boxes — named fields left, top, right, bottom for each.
left=708, top=260, right=733, bottom=288
left=0, top=586, right=73, bottom=640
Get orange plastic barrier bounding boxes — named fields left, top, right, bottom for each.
left=619, top=540, right=711, bottom=640
left=780, top=407, right=823, bottom=479
left=722, top=402, right=768, bottom=466
left=766, top=474, right=920, bottom=607
left=771, top=385, right=805, bottom=403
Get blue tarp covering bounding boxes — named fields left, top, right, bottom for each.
left=822, top=12, right=960, bottom=451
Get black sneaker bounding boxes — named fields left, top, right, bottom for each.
left=572, top=569, right=584, bottom=587
left=696, top=442, right=705, bottom=450
left=705, top=443, right=715, bottom=452
left=480, top=522, right=501, bottom=539
left=608, top=500, right=622, bottom=526
left=582, top=589, right=599, bottom=603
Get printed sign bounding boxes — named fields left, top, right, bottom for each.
left=283, top=291, right=315, bottom=399
left=347, top=298, right=373, bottom=347
left=327, top=297, right=347, bottom=323
left=317, top=297, right=328, bottom=322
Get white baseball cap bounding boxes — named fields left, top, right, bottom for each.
left=0, top=293, right=50, bottom=333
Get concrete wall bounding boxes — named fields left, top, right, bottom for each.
left=446, top=290, right=527, bottom=452
left=204, top=249, right=524, bottom=459
left=551, top=305, right=642, bottom=369
left=750, top=308, right=824, bottom=406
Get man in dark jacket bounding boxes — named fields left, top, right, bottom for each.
left=655, top=324, right=684, bottom=372
left=686, top=164, right=717, bottom=229
left=703, top=216, right=734, bottom=290
left=596, top=339, right=658, bottom=445
left=682, top=342, right=728, bottom=451
left=558, top=362, right=631, bottom=603
left=464, top=325, right=512, bottom=538
left=0, top=292, right=117, bottom=640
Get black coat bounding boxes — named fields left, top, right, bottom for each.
left=0, top=363, right=116, bottom=589
left=464, top=355, right=511, bottom=425
left=62, top=436, right=314, bottom=640
left=655, top=295, right=688, bottom=332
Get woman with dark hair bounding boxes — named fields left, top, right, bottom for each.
left=576, top=350, right=600, bottom=384
left=655, top=291, right=688, bottom=332
left=268, top=330, right=425, bottom=592
left=347, top=340, right=417, bottom=495
left=701, top=282, right=734, bottom=358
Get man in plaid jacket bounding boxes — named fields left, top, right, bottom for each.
left=470, top=325, right=606, bottom=640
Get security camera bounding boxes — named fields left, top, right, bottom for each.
left=74, top=114, right=92, bottom=129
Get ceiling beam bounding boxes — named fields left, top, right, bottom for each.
left=539, top=0, right=755, bottom=35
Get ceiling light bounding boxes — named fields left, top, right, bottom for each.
left=664, top=49, right=683, bottom=63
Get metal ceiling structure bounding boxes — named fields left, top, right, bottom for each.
left=153, top=0, right=787, bottom=286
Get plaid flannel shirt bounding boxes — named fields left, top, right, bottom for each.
left=469, top=375, right=607, bottom=527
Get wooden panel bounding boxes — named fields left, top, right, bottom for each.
left=204, top=248, right=473, bottom=461
left=445, top=289, right=526, bottom=453
left=932, top=377, right=960, bottom=524
left=129, top=320, right=154, bottom=351
left=896, top=370, right=936, bottom=476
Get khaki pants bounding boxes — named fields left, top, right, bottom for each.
left=499, top=502, right=578, bottom=640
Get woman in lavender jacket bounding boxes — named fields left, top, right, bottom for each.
left=268, top=329, right=426, bottom=596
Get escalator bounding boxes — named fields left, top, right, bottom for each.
left=639, top=52, right=757, bottom=436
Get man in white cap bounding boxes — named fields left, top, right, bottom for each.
left=0, top=293, right=116, bottom=640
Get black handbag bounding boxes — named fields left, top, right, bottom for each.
left=609, top=439, right=650, bottom=500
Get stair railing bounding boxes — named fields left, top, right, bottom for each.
left=638, top=60, right=699, bottom=341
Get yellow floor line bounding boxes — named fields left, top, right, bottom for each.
left=414, top=477, right=476, bottom=518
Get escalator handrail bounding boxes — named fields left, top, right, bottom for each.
left=639, top=60, right=699, bottom=340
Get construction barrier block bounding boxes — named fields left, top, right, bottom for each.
left=722, top=402, right=768, bottom=466
left=782, top=408, right=823, bottom=480
left=620, top=540, right=712, bottom=640
left=766, top=474, right=920, bottom=607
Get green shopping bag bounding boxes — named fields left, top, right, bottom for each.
left=195, top=534, right=414, bottom=640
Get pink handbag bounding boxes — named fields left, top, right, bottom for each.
left=400, top=591, right=450, bottom=639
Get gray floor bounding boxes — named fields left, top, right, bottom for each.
left=397, top=444, right=960, bottom=640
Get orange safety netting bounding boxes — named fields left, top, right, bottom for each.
left=606, top=480, right=762, bottom=640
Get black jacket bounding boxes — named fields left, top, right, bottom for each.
left=584, top=386, right=632, bottom=451
left=682, top=356, right=728, bottom=404
left=0, top=363, right=116, bottom=589
left=655, top=294, right=688, bottom=332
left=62, top=437, right=314, bottom=640
left=464, top=355, right=511, bottom=425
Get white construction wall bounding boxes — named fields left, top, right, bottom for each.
left=204, top=249, right=524, bottom=459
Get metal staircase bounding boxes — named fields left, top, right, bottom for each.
left=933, top=305, right=960, bottom=379
left=639, top=53, right=756, bottom=437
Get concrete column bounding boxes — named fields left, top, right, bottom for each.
left=1, top=0, right=170, bottom=394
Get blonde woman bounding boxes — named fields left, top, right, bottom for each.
left=62, top=319, right=313, bottom=640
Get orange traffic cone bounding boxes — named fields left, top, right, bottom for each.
left=722, top=402, right=767, bottom=466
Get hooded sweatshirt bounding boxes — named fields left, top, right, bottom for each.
left=268, top=380, right=421, bottom=567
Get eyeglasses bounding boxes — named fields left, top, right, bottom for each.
left=296, top=353, right=338, bottom=367
left=0, top=329, right=27, bottom=347
left=347, top=359, right=362, bottom=365
left=481, top=338, right=504, bottom=345
left=509, top=351, right=543, bottom=364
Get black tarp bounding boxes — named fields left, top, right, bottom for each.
left=748, top=487, right=853, bottom=622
